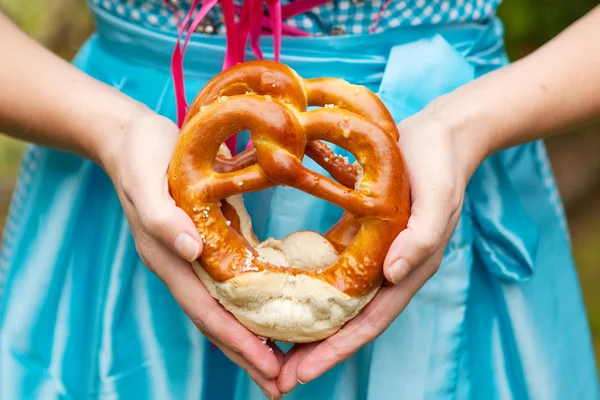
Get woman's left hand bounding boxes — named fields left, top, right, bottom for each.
left=276, top=105, right=484, bottom=394
left=274, top=5, right=600, bottom=391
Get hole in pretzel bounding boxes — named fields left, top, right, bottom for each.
left=217, top=138, right=363, bottom=271
left=221, top=193, right=345, bottom=271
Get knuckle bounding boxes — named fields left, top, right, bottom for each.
left=193, top=305, right=230, bottom=343
left=191, top=315, right=208, bottom=333
left=322, top=341, right=344, bottom=365
left=416, top=233, right=439, bottom=257
left=235, top=334, right=256, bottom=358
left=361, top=316, right=384, bottom=342
left=200, top=306, right=219, bottom=334
left=140, top=213, right=168, bottom=238
left=185, top=307, right=209, bottom=333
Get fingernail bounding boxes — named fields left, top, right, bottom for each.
left=389, top=259, right=411, bottom=284
left=297, top=379, right=305, bottom=385
left=173, top=233, right=200, bottom=262
left=260, top=389, right=278, bottom=400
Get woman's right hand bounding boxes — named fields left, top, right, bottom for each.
left=0, top=14, right=282, bottom=397
left=100, top=110, right=284, bottom=399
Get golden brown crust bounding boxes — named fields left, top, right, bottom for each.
left=167, top=60, right=410, bottom=298
left=220, top=200, right=241, bottom=235
left=214, top=148, right=258, bottom=173
left=303, top=78, right=400, bottom=140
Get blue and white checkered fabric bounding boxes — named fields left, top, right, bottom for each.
left=91, top=0, right=502, bottom=35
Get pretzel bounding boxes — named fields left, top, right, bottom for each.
left=168, top=60, right=410, bottom=343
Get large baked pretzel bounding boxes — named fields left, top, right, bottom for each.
left=168, top=60, right=410, bottom=343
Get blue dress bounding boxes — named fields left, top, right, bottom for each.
left=1, top=2, right=598, bottom=399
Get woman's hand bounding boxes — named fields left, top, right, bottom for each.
left=277, top=106, right=483, bottom=394
left=276, top=8, right=600, bottom=392
left=0, top=14, right=285, bottom=397
left=101, top=111, right=285, bottom=399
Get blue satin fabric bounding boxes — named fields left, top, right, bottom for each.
left=0, top=5, right=598, bottom=399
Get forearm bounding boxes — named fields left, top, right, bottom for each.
left=428, top=5, right=600, bottom=169
left=0, top=12, right=149, bottom=165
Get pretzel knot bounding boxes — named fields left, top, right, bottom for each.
left=168, top=60, right=410, bottom=343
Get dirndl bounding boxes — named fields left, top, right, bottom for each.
left=0, top=5, right=598, bottom=399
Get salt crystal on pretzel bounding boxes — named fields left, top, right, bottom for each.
left=168, top=60, right=409, bottom=343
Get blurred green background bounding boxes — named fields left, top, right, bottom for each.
left=1, top=0, right=599, bottom=367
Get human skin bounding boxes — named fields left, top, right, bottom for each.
left=1, top=4, right=600, bottom=399
left=0, top=12, right=284, bottom=399
left=277, top=4, right=600, bottom=395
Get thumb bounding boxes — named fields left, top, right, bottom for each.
left=135, top=187, right=203, bottom=262
left=383, top=194, right=455, bottom=284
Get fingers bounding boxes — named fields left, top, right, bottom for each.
left=138, top=200, right=202, bottom=262
left=205, top=333, right=283, bottom=399
left=114, top=116, right=281, bottom=390
left=294, top=295, right=395, bottom=385
left=276, top=343, right=319, bottom=394
left=294, top=249, right=444, bottom=385
left=116, top=119, right=203, bottom=262
left=159, top=250, right=282, bottom=380
left=133, top=229, right=282, bottom=381
left=123, top=165, right=202, bottom=262
left=199, top=306, right=283, bottom=379
left=383, top=182, right=461, bottom=284
left=386, top=121, right=466, bottom=284
left=267, top=340, right=286, bottom=365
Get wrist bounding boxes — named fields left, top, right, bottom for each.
left=91, top=100, right=155, bottom=177
left=419, top=91, right=494, bottom=179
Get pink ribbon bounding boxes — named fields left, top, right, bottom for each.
left=368, top=0, right=393, bottom=34
left=166, top=0, right=219, bottom=128
left=280, top=0, right=330, bottom=19
left=166, top=0, right=384, bottom=154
